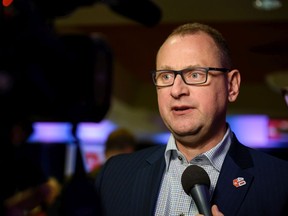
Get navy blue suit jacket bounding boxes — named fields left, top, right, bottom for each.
left=95, top=134, right=288, bottom=216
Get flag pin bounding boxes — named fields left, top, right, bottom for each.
left=233, top=177, right=246, bottom=188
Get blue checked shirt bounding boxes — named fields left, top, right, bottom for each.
left=155, top=126, right=233, bottom=216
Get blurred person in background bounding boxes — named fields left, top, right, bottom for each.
left=90, top=127, right=137, bottom=178
left=104, top=127, right=137, bottom=161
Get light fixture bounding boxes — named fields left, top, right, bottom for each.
left=253, top=0, right=282, bottom=10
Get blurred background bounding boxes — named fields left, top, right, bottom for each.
left=0, top=0, right=288, bottom=214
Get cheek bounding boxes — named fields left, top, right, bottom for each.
left=198, top=85, right=228, bottom=111
left=212, top=90, right=229, bottom=113
left=157, top=91, right=168, bottom=114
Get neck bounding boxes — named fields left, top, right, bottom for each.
left=175, top=125, right=227, bottom=161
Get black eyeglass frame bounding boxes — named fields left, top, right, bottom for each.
left=151, top=67, right=231, bottom=87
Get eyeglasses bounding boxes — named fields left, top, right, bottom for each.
left=151, top=67, right=231, bottom=87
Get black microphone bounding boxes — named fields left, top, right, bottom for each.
left=181, top=165, right=212, bottom=216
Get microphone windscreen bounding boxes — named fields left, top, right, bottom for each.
left=181, top=165, right=210, bottom=196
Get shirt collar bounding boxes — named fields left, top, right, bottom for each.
left=164, top=124, right=233, bottom=172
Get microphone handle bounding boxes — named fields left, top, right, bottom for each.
left=190, top=184, right=212, bottom=216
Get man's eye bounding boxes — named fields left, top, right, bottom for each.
left=161, top=73, right=173, bottom=80
left=192, top=73, right=200, bottom=78
left=187, top=71, right=205, bottom=80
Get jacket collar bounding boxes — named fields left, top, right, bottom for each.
left=212, top=133, right=254, bottom=215
left=130, top=145, right=166, bottom=216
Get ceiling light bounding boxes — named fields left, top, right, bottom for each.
left=253, top=0, right=282, bottom=10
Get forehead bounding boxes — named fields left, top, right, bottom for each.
left=157, top=33, right=220, bottom=68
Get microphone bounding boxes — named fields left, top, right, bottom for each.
left=181, top=165, right=212, bottom=216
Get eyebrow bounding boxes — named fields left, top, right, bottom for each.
left=157, top=64, right=201, bottom=71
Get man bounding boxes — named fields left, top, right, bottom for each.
left=95, top=23, right=288, bottom=216
left=89, top=127, right=136, bottom=178
left=104, top=127, right=136, bottom=161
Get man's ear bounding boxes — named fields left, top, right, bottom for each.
left=227, top=69, right=241, bottom=102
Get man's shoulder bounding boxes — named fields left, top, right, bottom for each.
left=231, top=134, right=288, bottom=168
left=248, top=146, right=288, bottom=167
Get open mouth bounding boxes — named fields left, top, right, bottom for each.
left=173, top=106, right=191, bottom=111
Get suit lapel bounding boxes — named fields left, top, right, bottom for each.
left=131, top=146, right=166, bottom=216
left=212, top=135, right=254, bottom=215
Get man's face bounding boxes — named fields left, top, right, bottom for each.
left=156, top=32, right=239, bottom=145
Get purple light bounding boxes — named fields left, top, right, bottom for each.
left=28, top=122, right=75, bottom=143
left=76, top=120, right=118, bottom=142
left=227, top=114, right=269, bottom=148
left=150, top=132, right=170, bottom=145
left=28, top=120, right=118, bottom=144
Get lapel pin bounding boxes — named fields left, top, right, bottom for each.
left=233, top=177, right=246, bottom=188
